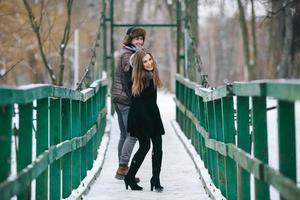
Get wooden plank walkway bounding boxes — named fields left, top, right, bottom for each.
left=84, top=92, right=210, bottom=200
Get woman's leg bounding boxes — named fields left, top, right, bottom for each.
left=125, top=136, right=150, bottom=190
left=150, top=135, right=163, bottom=191
left=127, top=136, right=150, bottom=178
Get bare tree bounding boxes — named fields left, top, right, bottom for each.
left=133, top=0, right=145, bottom=24
left=278, top=0, right=294, bottom=78
left=22, top=0, right=74, bottom=85
left=237, top=0, right=256, bottom=80
left=266, top=0, right=300, bottom=78
left=58, top=0, right=73, bottom=86
left=250, top=0, right=257, bottom=75
left=268, top=0, right=284, bottom=78
left=22, top=0, right=57, bottom=84
left=293, top=2, right=300, bottom=78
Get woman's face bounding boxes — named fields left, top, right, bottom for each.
left=142, top=54, right=154, bottom=71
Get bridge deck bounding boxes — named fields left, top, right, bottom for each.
left=85, top=92, right=210, bottom=200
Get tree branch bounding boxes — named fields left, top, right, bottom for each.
left=259, top=0, right=299, bottom=26
left=0, top=59, right=24, bottom=80
left=22, top=0, right=57, bottom=84
left=58, top=0, right=73, bottom=86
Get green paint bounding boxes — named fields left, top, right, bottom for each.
left=36, top=98, right=49, bottom=200
left=222, top=97, right=237, bottom=200
left=237, top=97, right=250, bottom=200
left=214, top=100, right=226, bottom=195
left=62, top=99, right=72, bottom=198
left=252, top=97, right=269, bottom=200
left=50, top=98, right=62, bottom=200
left=0, top=105, right=12, bottom=182
left=278, top=101, right=296, bottom=200
left=18, top=103, right=33, bottom=200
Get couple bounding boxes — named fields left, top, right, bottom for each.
left=112, top=27, right=165, bottom=191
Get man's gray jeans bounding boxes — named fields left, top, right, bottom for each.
left=115, top=103, right=138, bottom=166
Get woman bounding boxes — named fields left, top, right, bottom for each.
left=125, top=48, right=165, bottom=192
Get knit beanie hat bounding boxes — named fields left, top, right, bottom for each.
left=123, top=27, right=146, bottom=45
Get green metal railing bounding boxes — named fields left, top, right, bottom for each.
left=175, top=74, right=300, bottom=200
left=0, top=79, right=107, bottom=200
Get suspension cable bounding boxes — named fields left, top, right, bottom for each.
left=76, top=16, right=102, bottom=91
left=181, top=1, right=211, bottom=88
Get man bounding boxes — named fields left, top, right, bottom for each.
left=112, top=27, right=146, bottom=180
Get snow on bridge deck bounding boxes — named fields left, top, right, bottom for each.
left=83, top=92, right=211, bottom=200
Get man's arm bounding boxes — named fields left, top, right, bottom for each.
left=121, top=52, right=132, bottom=72
left=120, top=52, right=133, bottom=97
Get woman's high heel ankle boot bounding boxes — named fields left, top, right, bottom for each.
left=124, top=176, right=143, bottom=190
left=151, top=150, right=163, bottom=192
left=150, top=177, right=164, bottom=192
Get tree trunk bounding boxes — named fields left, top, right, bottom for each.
left=217, top=1, right=227, bottom=85
left=147, top=1, right=160, bottom=51
left=185, top=0, right=199, bottom=47
left=278, top=0, right=294, bottom=78
left=237, top=0, right=255, bottom=80
left=268, top=0, right=284, bottom=78
left=184, top=0, right=201, bottom=82
left=292, top=3, right=300, bottom=78
left=250, top=0, right=257, bottom=78
left=134, top=0, right=145, bottom=23
left=163, top=0, right=179, bottom=91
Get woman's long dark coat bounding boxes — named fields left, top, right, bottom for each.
left=127, top=80, right=165, bottom=138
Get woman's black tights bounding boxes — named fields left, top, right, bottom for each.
left=126, top=135, right=162, bottom=180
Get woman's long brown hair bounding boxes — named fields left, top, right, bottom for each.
left=131, top=48, right=163, bottom=96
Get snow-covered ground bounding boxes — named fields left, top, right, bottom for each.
left=84, top=91, right=210, bottom=200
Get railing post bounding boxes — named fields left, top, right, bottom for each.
left=186, top=88, right=194, bottom=140
left=252, top=96, right=269, bottom=200
left=278, top=100, right=296, bottom=200
left=195, top=96, right=201, bottom=155
left=81, top=101, right=87, bottom=179
left=207, top=101, right=219, bottom=187
left=0, top=105, right=13, bottom=183
left=237, top=97, right=250, bottom=200
left=204, top=102, right=213, bottom=177
left=198, top=97, right=207, bottom=168
left=86, top=98, right=93, bottom=170
left=72, top=101, right=81, bottom=189
left=178, top=81, right=182, bottom=128
left=215, top=99, right=226, bottom=195
left=36, top=98, right=49, bottom=200
left=188, top=88, right=193, bottom=140
left=92, top=94, right=98, bottom=160
left=62, top=99, right=72, bottom=198
left=180, top=83, right=184, bottom=129
left=183, top=86, right=187, bottom=135
left=50, top=98, right=62, bottom=200
left=222, top=97, right=237, bottom=200
left=0, top=105, right=13, bottom=195
left=17, top=103, right=33, bottom=200
left=99, top=86, right=107, bottom=141
left=96, top=90, right=101, bottom=149
left=191, top=92, right=197, bottom=150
